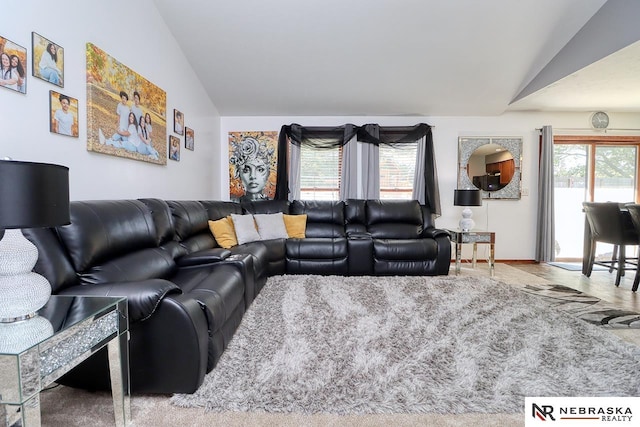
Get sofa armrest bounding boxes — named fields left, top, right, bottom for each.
left=422, top=228, right=451, bottom=239
left=57, top=279, right=181, bottom=322
left=176, top=248, right=232, bottom=267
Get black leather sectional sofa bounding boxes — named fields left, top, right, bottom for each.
left=25, top=198, right=450, bottom=394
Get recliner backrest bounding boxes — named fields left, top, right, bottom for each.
left=57, top=200, right=158, bottom=272
left=167, top=200, right=216, bottom=252
left=139, top=198, right=188, bottom=260
left=290, top=200, right=345, bottom=238
left=366, top=199, right=423, bottom=239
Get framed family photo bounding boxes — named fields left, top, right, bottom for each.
left=169, top=135, right=181, bottom=161
left=49, top=90, right=78, bottom=137
left=0, top=35, right=28, bottom=94
left=174, top=109, right=184, bottom=135
left=86, top=43, right=167, bottom=165
left=185, top=127, right=194, bottom=150
left=32, top=32, right=63, bottom=88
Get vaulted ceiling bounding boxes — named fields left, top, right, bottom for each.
left=153, top=0, right=640, bottom=116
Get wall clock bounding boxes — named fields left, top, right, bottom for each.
left=590, top=111, right=609, bottom=129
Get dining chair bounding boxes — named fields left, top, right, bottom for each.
left=582, top=201, right=639, bottom=287
left=622, top=203, right=640, bottom=292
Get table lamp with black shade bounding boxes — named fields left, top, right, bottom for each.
left=454, top=189, right=482, bottom=232
left=0, top=160, right=69, bottom=352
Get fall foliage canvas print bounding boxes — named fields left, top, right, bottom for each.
left=86, top=43, right=166, bottom=164
left=228, top=131, right=278, bottom=202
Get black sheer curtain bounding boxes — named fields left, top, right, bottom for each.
left=275, top=123, right=440, bottom=216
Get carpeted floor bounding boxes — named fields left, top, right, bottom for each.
left=37, top=264, right=640, bottom=426
left=170, top=275, right=640, bottom=415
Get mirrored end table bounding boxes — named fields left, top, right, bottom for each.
left=448, top=229, right=496, bottom=277
left=0, top=296, right=130, bottom=427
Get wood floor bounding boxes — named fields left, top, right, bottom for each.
left=508, top=261, right=640, bottom=312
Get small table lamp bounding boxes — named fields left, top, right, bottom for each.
left=0, top=160, right=69, bottom=324
left=454, top=189, right=482, bottom=232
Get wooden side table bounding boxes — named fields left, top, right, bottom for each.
left=448, top=229, right=496, bottom=276
left=0, top=296, right=130, bottom=427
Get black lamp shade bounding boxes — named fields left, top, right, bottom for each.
left=0, top=160, right=70, bottom=229
left=454, top=189, right=482, bottom=207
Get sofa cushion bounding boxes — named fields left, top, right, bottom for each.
left=283, top=214, right=307, bottom=238
left=231, top=214, right=261, bottom=244
left=254, top=213, right=288, bottom=240
left=208, top=217, right=238, bottom=248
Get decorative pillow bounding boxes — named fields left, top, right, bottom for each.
left=208, top=216, right=238, bottom=249
left=230, top=214, right=261, bottom=244
left=254, top=213, right=289, bottom=240
left=283, top=214, right=307, bottom=238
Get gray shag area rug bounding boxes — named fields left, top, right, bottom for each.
left=171, top=275, right=640, bottom=415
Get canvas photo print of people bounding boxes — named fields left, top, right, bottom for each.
left=185, top=127, right=194, bottom=150
left=0, top=35, right=27, bottom=94
left=86, top=43, right=167, bottom=164
left=49, top=90, right=78, bottom=137
left=32, top=32, right=63, bottom=88
left=169, top=135, right=180, bottom=161
left=228, top=131, right=278, bottom=202
left=174, top=109, right=184, bottom=135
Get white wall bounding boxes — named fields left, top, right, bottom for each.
left=0, top=0, right=220, bottom=201
left=221, top=112, right=640, bottom=260
left=3, top=2, right=640, bottom=260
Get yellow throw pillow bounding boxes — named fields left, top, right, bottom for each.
left=208, top=216, right=238, bottom=248
left=283, top=214, right=307, bottom=238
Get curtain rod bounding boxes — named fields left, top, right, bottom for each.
left=536, top=127, right=640, bottom=132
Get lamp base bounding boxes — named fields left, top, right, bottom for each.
left=0, top=315, right=54, bottom=353
left=0, top=229, right=52, bottom=321
left=459, top=207, right=475, bottom=232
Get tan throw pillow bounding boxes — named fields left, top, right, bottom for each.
left=254, top=213, right=289, bottom=240
left=208, top=216, right=238, bottom=248
left=230, top=214, right=261, bottom=244
left=283, top=214, right=307, bottom=238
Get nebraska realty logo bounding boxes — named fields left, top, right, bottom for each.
left=525, top=397, right=638, bottom=426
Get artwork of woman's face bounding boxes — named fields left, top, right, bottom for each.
left=240, top=158, right=269, bottom=195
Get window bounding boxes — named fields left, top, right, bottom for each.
left=379, top=143, right=417, bottom=199
left=299, top=145, right=342, bottom=200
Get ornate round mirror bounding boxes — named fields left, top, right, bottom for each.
left=458, top=137, right=522, bottom=200
left=466, top=144, right=515, bottom=192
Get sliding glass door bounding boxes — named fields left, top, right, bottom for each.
left=554, top=144, right=588, bottom=259
left=553, top=136, right=640, bottom=260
